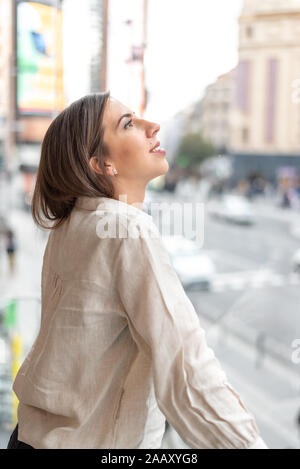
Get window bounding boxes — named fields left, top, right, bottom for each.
left=242, top=127, right=249, bottom=143
left=265, top=58, right=278, bottom=144
left=236, top=60, right=250, bottom=113
left=245, top=25, right=253, bottom=38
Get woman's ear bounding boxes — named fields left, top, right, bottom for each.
left=89, top=156, right=114, bottom=177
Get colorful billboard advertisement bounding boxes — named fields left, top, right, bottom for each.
left=16, top=0, right=66, bottom=115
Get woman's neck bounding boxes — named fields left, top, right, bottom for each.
left=113, top=185, right=146, bottom=209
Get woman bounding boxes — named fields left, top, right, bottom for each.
left=8, top=92, right=268, bottom=449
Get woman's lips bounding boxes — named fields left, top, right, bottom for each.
left=150, top=148, right=166, bottom=155
left=149, top=146, right=166, bottom=155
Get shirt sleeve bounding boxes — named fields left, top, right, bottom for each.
left=115, top=220, right=266, bottom=449
left=248, top=436, right=269, bottom=449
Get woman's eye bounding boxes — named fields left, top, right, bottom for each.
left=124, top=119, right=133, bottom=129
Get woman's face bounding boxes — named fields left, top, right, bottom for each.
left=101, top=97, right=169, bottom=185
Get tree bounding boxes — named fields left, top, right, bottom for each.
left=175, top=132, right=215, bottom=171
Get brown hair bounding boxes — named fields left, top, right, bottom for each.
left=31, top=91, right=113, bottom=230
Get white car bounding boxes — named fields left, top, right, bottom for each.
left=161, top=235, right=215, bottom=290
left=290, top=223, right=300, bottom=240
left=292, top=249, right=300, bottom=273
left=208, top=195, right=255, bottom=225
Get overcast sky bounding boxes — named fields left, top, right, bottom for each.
left=108, top=0, right=243, bottom=121
left=144, top=0, right=243, bottom=120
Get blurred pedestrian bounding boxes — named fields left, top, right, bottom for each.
left=281, top=190, right=291, bottom=208
left=6, top=229, right=16, bottom=273
left=255, top=331, right=266, bottom=369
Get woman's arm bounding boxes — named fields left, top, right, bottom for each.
left=115, top=221, right=268, bottom=449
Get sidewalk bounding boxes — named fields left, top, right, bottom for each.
left=0, top=204, right=47, bottom=445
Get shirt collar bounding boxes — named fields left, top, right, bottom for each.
left=74, top=195, right=153, bottom=221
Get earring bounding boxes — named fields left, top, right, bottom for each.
left=113, top=169, right=118, bottom=176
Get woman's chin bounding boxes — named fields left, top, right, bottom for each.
left=158, top=159, right=169, bottom=175
left=146, top=160, right=169, bottom=183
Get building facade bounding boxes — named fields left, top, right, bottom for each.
left=62, top=0, right=108, bottom=104
left=187, top=69, right=236, bottom=153
left=0, top=0, right=68, bottom=172
left=0, top=0, right=14, bottom=172
left=0, top=0, right=109, bottom=211
left=107, top=0, right=147, bottom=117
left=229, top=0, right=300, bottom=183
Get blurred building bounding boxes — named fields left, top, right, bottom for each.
left=164, top=69, right=235, bottom=186
left=1, top=0, right=109, bottom=209
left=0, top=0, right=68, bottom=208
left=0, top=0, right=14, bottom=173
left=186, top=69, right=236, bottom=154
left=16, top=0, right=67, bottom=209
left=107, top=0, right=147, bottom=116
left=229, top=0, right=300, bottom=183
left=62, top=0, right=108, bottom=104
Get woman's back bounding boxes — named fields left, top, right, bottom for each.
left=13, top=196, right=166, bottom=449
left=13, top=195, right=266, bottom=449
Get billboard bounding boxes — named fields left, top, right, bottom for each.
left=16, top=0, right=66, bottom=115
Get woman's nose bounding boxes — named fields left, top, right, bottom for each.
left=146, top=121, right=160, bottom=138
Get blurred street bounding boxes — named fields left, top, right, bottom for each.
left=156, top=189, right=300, bottom=449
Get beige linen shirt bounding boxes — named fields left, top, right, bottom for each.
left=13, top=195, right=268, bottom=449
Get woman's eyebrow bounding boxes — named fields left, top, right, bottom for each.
left=115, top=112, right=136, bottom=129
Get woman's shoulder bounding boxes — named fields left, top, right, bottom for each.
left=94, top=208, right=160, bottom=242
